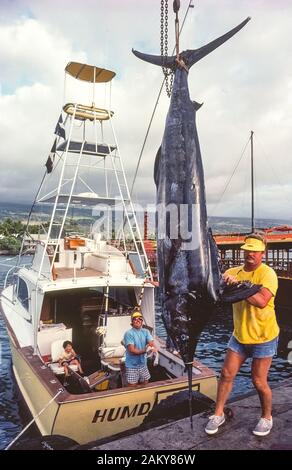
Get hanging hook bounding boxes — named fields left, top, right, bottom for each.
left=173, top=1, right=180, bottom=58
left=173, top=0, right=180, bottom=13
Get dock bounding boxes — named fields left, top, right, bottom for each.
left=90, top=379, right=292, bottom=450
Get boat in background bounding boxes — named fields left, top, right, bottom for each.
left=0, top=62, right=217, bottom=446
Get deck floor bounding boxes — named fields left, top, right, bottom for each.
left=90, top=379, right=292, bottom=450
left=56, top=267, right=104, bottom=279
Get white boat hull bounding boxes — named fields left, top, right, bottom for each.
left=7, top=335, right=217, bottom=444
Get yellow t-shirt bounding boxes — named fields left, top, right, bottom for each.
left=226, top=263, right=279, bottom=344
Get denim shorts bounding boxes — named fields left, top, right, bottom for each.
left=227, top=334, right=279, bottom=358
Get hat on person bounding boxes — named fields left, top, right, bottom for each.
left=240, top=233, right=266, bottom=252
left=131, top=309, right=143, bottom=320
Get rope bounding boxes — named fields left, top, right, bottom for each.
left=209, top=135, right=251, bottom=217
left=130, top=0, right=194, bottom=197
left=5, top=389, right=63, bottom=450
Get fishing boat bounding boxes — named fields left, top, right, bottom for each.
left=0, top=62, right=217, bottom=446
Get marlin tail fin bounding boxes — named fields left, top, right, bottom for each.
left=132, top=17, right=250, bottom=69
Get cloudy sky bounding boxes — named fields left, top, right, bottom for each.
left=0, top=0, right=291, bottom=219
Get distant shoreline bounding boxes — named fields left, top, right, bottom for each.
left=0, top=250, right=17, bottom=256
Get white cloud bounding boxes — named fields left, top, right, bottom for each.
left=0, top=0, right=292, bottom=221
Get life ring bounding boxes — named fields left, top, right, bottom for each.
left=63, top=103, right=114, bottom=121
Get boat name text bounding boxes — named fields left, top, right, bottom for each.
left=92, top=401, right=152, bottom=423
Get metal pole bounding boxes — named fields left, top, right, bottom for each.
left=251, top=130, right=254, bottom=233
left=144, top=211, right=148, bottom=240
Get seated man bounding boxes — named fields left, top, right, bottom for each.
left=59, top=340, right=83, bottom=385
left=123, top=309, right=157, bottom=387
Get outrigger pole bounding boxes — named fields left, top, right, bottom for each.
left=250, top=130, right=255, bottom=233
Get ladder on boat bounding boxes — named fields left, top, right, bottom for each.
left=28, top=62, right=152, bottom=282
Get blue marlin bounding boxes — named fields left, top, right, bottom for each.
left=133, top=18, right=261, bottom=424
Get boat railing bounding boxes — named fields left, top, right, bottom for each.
left=269, top=261, right=292, bottom=279
left=221, top=258, right=292, bottom=279
left=107, top=239, right=158, bottom=280
left=2, top=263, right=30, bottom=289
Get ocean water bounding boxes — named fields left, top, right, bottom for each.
left=1, top=211, right=292, bottom=449
left=0, top=257, right=23, bottom=449
left=156, top=304, right=292, bottom=398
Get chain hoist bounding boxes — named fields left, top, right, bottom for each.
left=160, top=0, right=174, bottom=97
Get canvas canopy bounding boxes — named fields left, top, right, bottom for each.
left=65, top=62, right=116, bottom=83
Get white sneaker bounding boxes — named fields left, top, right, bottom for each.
left=253, top=417, right=273, bottom=436
left=205, top=414, right=225, bottom=435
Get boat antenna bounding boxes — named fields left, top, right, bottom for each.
left=130, top=0, right=194, bottom=196
left=250, top=130, right=255, bottom=232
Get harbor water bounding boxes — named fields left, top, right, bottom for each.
left=0, top=257, right=23, bottom=449
left=1, top=213, right=292, bottom=448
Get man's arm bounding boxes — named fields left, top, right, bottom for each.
left=145, top=340, right=158, bottom=354
left=127, top=344, right=147, bottom=355
left=127, top=340, right=158, bottom=355
left=247, top=287, right=273, bottom=308
left=223, top=272, right=239, bottom=285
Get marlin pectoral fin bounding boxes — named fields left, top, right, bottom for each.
left=221, top=281, right=262, bottom=303
left=183, top=17, right=251, bottom=67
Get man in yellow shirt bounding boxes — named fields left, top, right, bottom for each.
left=205, top=233, right=279, bottom=437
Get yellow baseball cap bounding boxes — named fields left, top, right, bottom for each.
left=131, top=310, right=143, bottom=319
left=240, top=235, right=266, bottom=252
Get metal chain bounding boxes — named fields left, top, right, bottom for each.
left=160, top=0, right=174, bottom=97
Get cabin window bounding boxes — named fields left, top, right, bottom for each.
left=108, top=287, right=136, bottom=307
left=89, top=286, right=136, bottom=312
left=17, top=278, right=29, bottom=310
